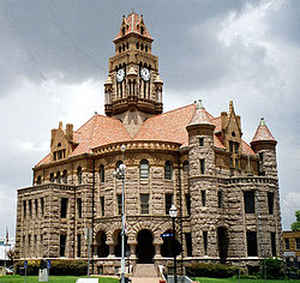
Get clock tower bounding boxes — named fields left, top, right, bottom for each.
left=104, top=12, right=163, bottom=136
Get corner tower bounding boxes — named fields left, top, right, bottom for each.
left=104, top=12, right=163, bottom=136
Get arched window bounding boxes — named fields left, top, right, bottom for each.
left=99, top=165, right=105, bottom=183
left=56, top=171, right=61, bottom=184
left=116, top=160, right=123, bottom=169
left=140, top=159, right=149, bottom=179
left=136, top=42, right=139, bottom=49
left=77, top=167, right=82, bottom=184
left=62, top=170, right=67, bottom=184
left=122, top=27, right=125, bottom=36
left=164, top=161, right=173, bottom=180
left=183, top=160, right=189, bottom=174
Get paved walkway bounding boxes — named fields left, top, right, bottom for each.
left=131, top=278, right=161, bottom=283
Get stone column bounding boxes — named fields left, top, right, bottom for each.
left=154, top=239, right=163, bottom=259
left=129, top=242, right=137, bottom=260
left=107, top=241, right=115, bottom=258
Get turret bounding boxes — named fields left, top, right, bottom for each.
left=251, top=118, right=277, bottom=177
left=186, top=100, right=217, bottom=257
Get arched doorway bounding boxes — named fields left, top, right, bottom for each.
left=217, top=226, right=229, bottom=264
left=136, top=229, right=155, bottom=263
left=95, top=231, right=109, bottom=257
left=113, top=230, right=129, bottom=257
left=160, top=229, right=181, bottom=257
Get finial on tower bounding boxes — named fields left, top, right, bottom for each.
left=260, top=117, right=266, bottom=126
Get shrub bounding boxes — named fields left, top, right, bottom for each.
left=259, top=258, right=285, bottom=279
left=186, top=262, right=240, bottom=278
left=15, top=259, right=87, bottom=276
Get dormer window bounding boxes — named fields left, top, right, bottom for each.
left=141, top=26, right=144, bottom=35
left=57, top=142, right=61, bottom=147
left=122, top=27, right=126, bottom=36
left=232, top=131, right=236, bottom=137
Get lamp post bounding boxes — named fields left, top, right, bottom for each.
left=113, top=145, right=126, bottom=283
left=169, top=204, right=177, bottom=283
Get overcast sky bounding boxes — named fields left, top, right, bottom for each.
left=0, top=0, right=299, bottom=239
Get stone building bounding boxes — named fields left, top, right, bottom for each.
left=15, top=12, right=282, bottom=274
left=282, top=231, right=300, bottom=268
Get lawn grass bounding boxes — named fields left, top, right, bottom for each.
left=193, top=278, right=300, bottom=283
left=0, top=275, right=119, bottom=283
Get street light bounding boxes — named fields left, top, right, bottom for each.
left=113, top=145, right=126, bottom=283
left=169, top=204, right=177, bottom=283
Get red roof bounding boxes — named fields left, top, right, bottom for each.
left=114, top=13, right=153, bottom=41
left=36, top=104, right=257, bottom=166
left=251, top=118, right=276, bottom=143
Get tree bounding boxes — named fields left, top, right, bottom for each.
left=291, top=210, right=300, bottom=231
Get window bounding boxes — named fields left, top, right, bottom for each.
left=285, top=238, right=290, bottom=250
left=61, top=198, right=68, bottom=218
left=100, top=196, right=105, bottom=216
left=35, top=199, right=38, bottom=216
left=77, top=234, right=81, bottom=258
left=165, top=193, right=173, bottom=215
left=296, top=238, right=300, bottom=250
left=23, top=200, right=26, bottom=217
left=199, top=137, right=204, bottom=146
left=246, top=231, right=257, bottom=256
left=271, top=232, right=276, bottom=257
left=29, top=200, right=32, bottom=217
left=201, top=190, right=206, bottom=206
left=36, top=176, right=42, bottom=185
left=117, top=194, right=122, bottom=215
left=218, top=190, right=223, bottom=208
left=140, top=194, right=149, bottom=214
left=62, top=170, right=67, bottom=184
left=28, top=234, right=31, bottom=247
left=185, top=233, right=193, bottom=256
left=56, top=171, right=61, bottom=183
left=183, top=160, right=189, bottom=174
left=50, top=172, right=55, bottom=182
left=235, top=158, right=239, bottom=169
left=99, top=165, right=105, bottom=183
left=185, top=193, right=191, bottom=216
left=77, top=167, right=82, bottom=184
left=244, top=191, right=255, bottom=214
left=229, top=141, right=239, bottom=153
left=140, top=160, right=149, bottom=179
left=200, top=159, right=205, bottom=174
left=34, top=235, right=37, bottom=248
left=60, top=234, right=67, bottom=257
left=268, top=192, right=274, bottom=215
left=203, top=231, right=208, bottom=255
left=41, top=198, right=44, bottom=216
left=77, top=198, right=82, bottom=218
left=164, top=161, right=173, bottom=180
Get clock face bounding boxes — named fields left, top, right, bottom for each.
left=141, top=67, right=150, bottom=81
left=116, top=68, right=125, bottom=82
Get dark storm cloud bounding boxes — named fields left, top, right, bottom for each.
left=0, top=0, right=259, bottom=95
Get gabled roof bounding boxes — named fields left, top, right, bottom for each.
left=251, top=118, right=276, bottom=143
left=36, top=103, right=256, bottom=167
left=114, top=12, right=153, bottom=42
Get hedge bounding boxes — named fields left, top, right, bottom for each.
left=15, top=259, right=87, bottom=276
left=186, top=262, right=240, bottom=278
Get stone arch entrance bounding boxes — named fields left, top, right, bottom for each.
left=136, top=229, right=155, bottom=263
left=113, top=229, right=129, bottom=257
left=160, top=229, right=181, bottom=257
left=95, top=231, right=109, bottom=257
left=217, top=226, right=229, bottom=264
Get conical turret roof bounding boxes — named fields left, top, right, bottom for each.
left=187, top=100, right=214, bottom=128
left=251, top=118, right=276, bottom=143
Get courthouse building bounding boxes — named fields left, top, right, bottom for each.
left=15, top=13, right=282, bottom=274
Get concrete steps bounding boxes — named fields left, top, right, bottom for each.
left=132, top=264, right=158, bottom=278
